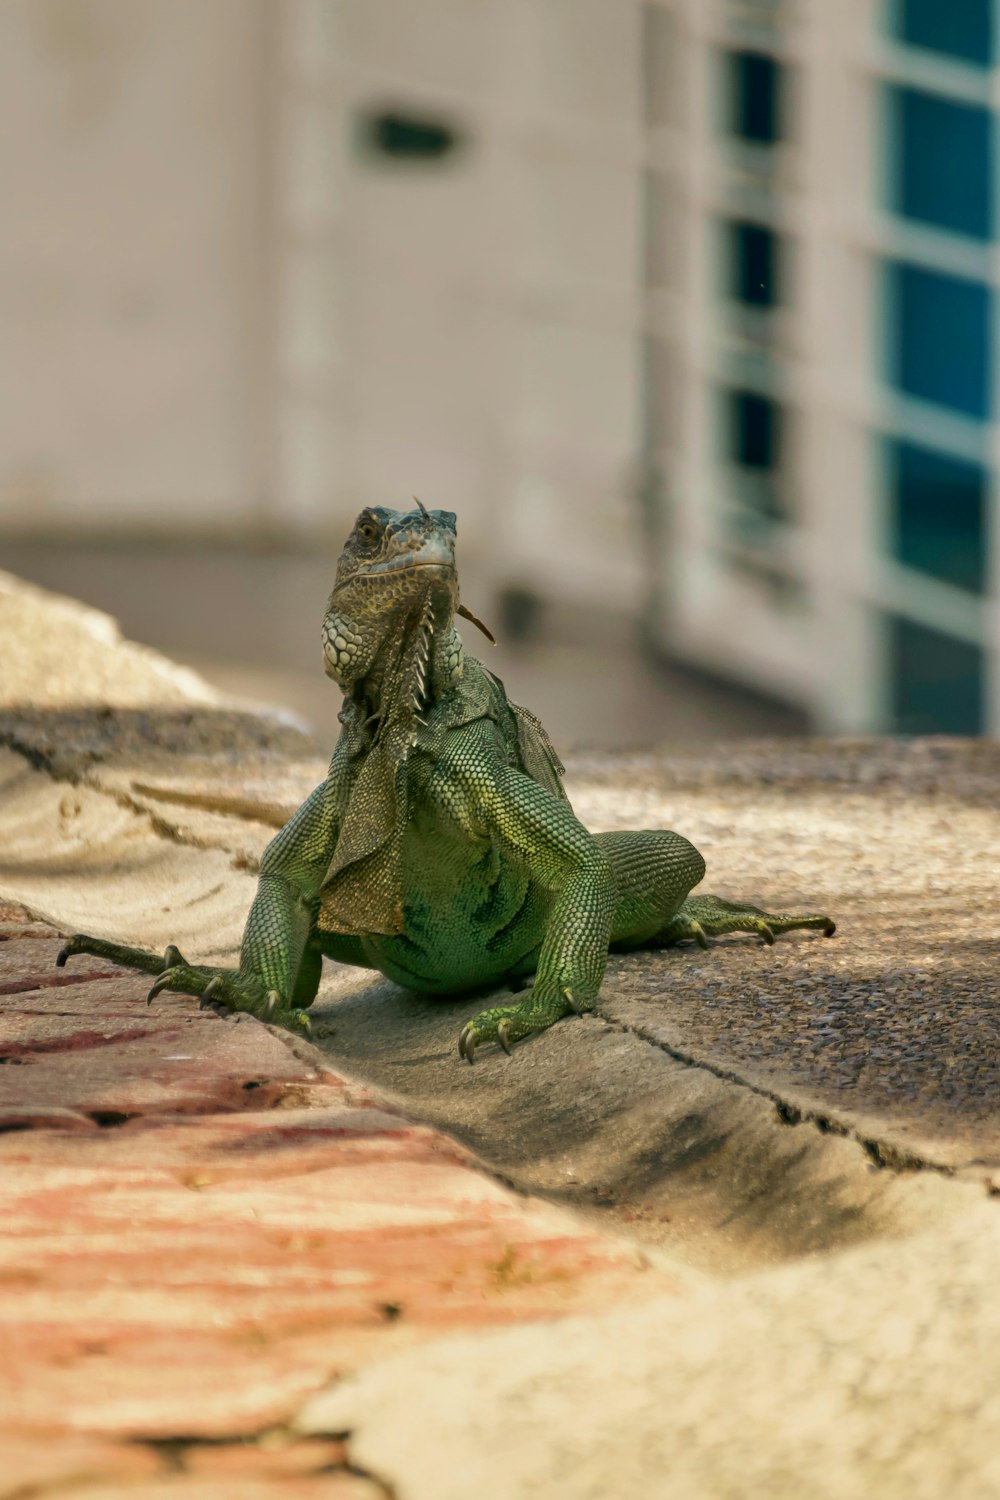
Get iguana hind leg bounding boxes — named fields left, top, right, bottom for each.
left=458, top=828, right=834, bottom=1060
left=597, top=831, right=834, bottom=949
left=600, top=829, right=706, bottom=950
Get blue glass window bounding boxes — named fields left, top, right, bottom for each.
left=729, top=221, right=779, bottom=306
left=895, top=0, right=993, bottom=67
left=887, top=440, right=987, bottom=593
left=888, top=615, right=985, bottom=733
left=889, top=86, right=992, bottom=241
left=728, top=52, right=781, bottom=143
left=887, top=262, right=992, bottom=419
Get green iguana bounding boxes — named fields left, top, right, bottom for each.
left=58, top=503, right=834, bottom=1060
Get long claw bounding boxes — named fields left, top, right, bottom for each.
left=823, top=919, right=837, bottom=937
left=164, top=944, right=186, bottom=969
left=497, top=1021, right=512, bottom=1055
left=55, top=935, right=88, bottom=968
left=147, top=970, right=178, bottom=1006
left=691, top=922, right=709, bottom=950
left=296, top=1011, right=312, bottom=1036
left=458, top=1024, right=476, bottom=1064
left=561, top=986, right=584, bottom=1015
left=199, top=977, right=223, bottom=1010
left=759, top=924, right=775, bottom=946
left=264, top=990, right=279, bottom=1020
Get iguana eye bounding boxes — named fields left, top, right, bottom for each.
left=357, top=517, right=379, bottom=543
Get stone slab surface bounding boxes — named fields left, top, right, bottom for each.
left=299, top=1196, right=1000, bottom=1500
left=0, top=747, right=256, bottom=956
left=305, top=968, right=981, bottom=1271
left=573, top=738, right=1000, bottom=1169
left=5, top=653, right=998, bottom=1183
left=0, top=902, right=668, bottom=1499
left=0, top=568, right=220, bottom=710
left=5, top=570, right=997, bottom=1165
left=3, top=570, right=1000, bottom=1498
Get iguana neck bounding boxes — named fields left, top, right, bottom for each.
left=327, top=595, right=466, bottom=733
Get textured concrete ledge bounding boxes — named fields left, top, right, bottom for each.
left=2, top=570, right=1000, bottom=1498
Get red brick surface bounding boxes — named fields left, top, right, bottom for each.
left=0, top=901, right=668, bottom=1496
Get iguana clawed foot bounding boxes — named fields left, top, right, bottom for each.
left=147, top=964, right=311, bottom=1032
left=56, top=934, right=312, bottom=1033
left=658, top=896, right=835, bottom=948
left=458, top=984, right=592, bottom=1063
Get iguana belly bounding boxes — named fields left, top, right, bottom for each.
left=359, top=822, right=547, bottom=994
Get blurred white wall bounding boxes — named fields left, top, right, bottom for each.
left=0, top=0, right=646, bottom=609
left=0, top=0, right=269, bottom=529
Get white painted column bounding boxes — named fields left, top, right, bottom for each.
left=270, top=0, right=348, bottom=533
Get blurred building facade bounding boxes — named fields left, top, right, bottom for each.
left=644, top=0, right=1000, bottom=734
left=0, top=0, right=644, bottom=611
left=1, top=0, right=998, bottom=734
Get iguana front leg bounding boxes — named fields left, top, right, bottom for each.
left=58, top=767, right=350, bottom=1031
left=452, top=758, right=617, bottom=1061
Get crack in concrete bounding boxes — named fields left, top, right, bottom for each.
left=1, top=731, right=273, bottom=883
left=136, top=1425, right=397, bottom=1498
left=0, top=1432, right=397, bottom=1500
left=0, top=728, right=71, bottom=780
left=0, top=971, right=114, bottom=996
left=0, top=730, right=238, bottom=852
left=130, top=780, right=291, bottom=827
left=597, top=1007, right=992, bottom=1187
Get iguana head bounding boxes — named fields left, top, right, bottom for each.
left=323, top=502, right=463, bottom=711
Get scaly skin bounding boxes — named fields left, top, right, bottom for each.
left=58, top=504, right=835, bottom=1060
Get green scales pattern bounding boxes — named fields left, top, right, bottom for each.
left=58, top=505, right=834, bottom=1060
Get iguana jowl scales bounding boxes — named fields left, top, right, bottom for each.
left=58, top=504, right=834, bottom=1060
